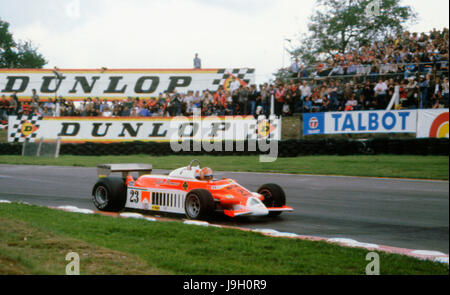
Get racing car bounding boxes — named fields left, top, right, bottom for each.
left=92, top=160, right=293, bottom=220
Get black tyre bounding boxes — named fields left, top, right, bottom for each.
left=92, top=177, right=127, bottom=212
left=184, top=189, right=215, bottom=220
left=257, top=183, right=286, bottom=216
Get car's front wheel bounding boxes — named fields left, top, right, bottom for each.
left=184, top=189, right=215, bottom=220
left=257, top=183, right=286, bottom=216
left=92, top=177, right=127, bottom=212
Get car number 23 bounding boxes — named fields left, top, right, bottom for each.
left=128, top=189, right=140, bottom=203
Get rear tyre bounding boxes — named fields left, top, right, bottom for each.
left=184, top=189, right=215, bottom=220
left=92, top=177, right=127, bottom=212
left=257, top=183, right=286, bottom=216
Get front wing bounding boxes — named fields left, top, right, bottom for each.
left=224, top=206, right=293, bottom=217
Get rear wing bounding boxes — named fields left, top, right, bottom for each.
left=97, top=164, right=152, bottom=178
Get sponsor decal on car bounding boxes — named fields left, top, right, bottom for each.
left=211, top=184, right=232, bottom=190
left=155, top=179, right=180, bottom=186
left=140, top=191, right=151, bottom=203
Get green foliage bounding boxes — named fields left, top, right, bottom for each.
left=0, top=19, right=47, bottom=68
left=15, top=40, right=47, bottom=68
left=0, top=19, right=17, bottom=67
left=292, top=0, right=417, bottom=66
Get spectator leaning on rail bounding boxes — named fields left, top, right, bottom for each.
left=274, top=84, right=285, bottom=116
left=169, top=92, right=183, bottom=116
left=405, top=77, right=419, bottom=108
left=30, top=97, right=40, bottom=115
left=42, top=106, right=53, bottom=117
left=288, top=58, right=300, bottom=78
left=259, top=83, right=271, bottom=116
left=291, top=81, right=302, bottom=114
left=31, top=88, right=40, bottom=102
left=9, top=92, right=19, bottom=116
left=419, top=75, right=431, bottom=109
left=302, top=96, right=313, bottom=113
left=443, top=77, right=449, bottom=106
left=431, top=76, right=449, bottom=108
left=184, top=90, right=195, bottom=116
left=247, top=84, right=259, bottom=116
left=237, top=85, right=249, bottom=115
left=0, top=95, right=9, bottom=121
left=213, top=87, right=226, bottom=115
left=229, top=76, right=241, bottom=94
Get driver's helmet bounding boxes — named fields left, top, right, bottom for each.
left=199, top=167, right=213, bottom=181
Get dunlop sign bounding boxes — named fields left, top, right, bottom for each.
left=0, top=68, right=255, bottom=100
left=8, top=115, right=281, bottom=143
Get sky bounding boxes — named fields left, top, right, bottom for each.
left=1, top=0, right=449, bottom=84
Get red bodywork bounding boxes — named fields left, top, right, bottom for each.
left=127, top=174, right=293, bottom=217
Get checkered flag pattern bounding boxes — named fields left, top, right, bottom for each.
left=212, top=68, right=255, bottom=90
left=247, top=116, right=279, bottom=140
left=9, top=114, right=42, bottom=143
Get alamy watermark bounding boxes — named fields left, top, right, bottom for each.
left=365, top=0, right=381, bottom=18
left=65, top=251, right=80, bottom=275
left=168, top=110, right=279, bottom=163
left=365, top=252, right=380, bottom=275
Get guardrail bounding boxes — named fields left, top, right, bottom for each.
left=0, top=138, right=447, bottom=157
left=281, top=61, right=449, bottom=82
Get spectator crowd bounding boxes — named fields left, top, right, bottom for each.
left=1, top=28, right=448, bottom=122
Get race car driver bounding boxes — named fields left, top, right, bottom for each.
left=198, top=167, right=213, bottom=181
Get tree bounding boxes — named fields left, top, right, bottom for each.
left=290, top=0, right=417, bottom=67
left=0, top=19, right=47, bottom=68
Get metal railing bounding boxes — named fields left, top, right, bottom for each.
left=280, top=60, right=449, bottom=83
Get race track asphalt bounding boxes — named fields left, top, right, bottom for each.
left=0, top=164, right=448, bottom=253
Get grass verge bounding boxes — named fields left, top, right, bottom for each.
left=0, top=203, right=447, bottom=275
left=0, top=154, right=448, bottom=180
left=0, top=217, right=164, bottom=275
left=0, top=129, right=6, bottom=143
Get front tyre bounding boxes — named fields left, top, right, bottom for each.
left=257, top=183, right=286, bottom=216
left=184, top=189, right=215, bottom=220
left=92, top=177, right=127, bottom=212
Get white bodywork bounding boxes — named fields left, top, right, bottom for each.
left=125, top=185, right=187, bottom=214
left=168, top=166, right=200, bottom=179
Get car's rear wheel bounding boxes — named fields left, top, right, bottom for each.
left=184, top=189, right=215, bottom=220
left=257, top=183, right=286, bottom=216
left=92, top=177, right=127, bottom=212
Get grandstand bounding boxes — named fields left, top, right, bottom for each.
left=0, top=28, right=448, bottom=120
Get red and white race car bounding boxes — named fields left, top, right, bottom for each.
left=92, top=160, right=293, bottom=220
